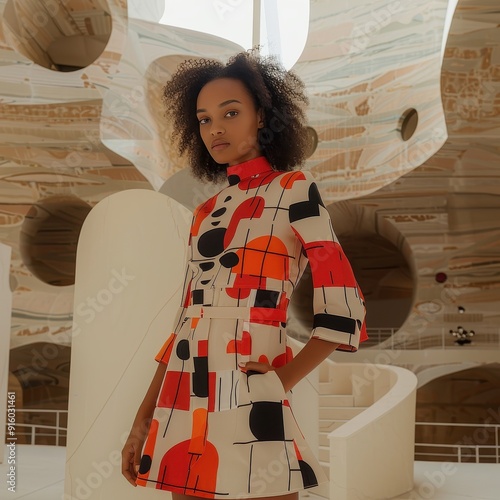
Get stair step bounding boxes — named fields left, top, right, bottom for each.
left=318, top=445, right=329, bottom=463
left=319, top=406, right=367, bottom=420
left=319, top=394, right=355, bottom=407
left=319, top=419, right=348, bottom=432
left=319, top=428, right=347, bottom=446
left=319, top=381, right=353, bottom=395
left=319, top=432, right=330, bottom=447
left=319, top=460, right=330, bottom=479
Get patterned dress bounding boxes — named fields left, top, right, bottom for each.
left=136, top=156, right=367, bottom=498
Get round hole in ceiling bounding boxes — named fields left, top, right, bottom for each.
left=2, top=0, right=112, bottom=72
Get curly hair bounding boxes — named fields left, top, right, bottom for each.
left=162, top=49, right=309, bottom=183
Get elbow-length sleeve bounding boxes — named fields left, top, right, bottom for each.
left=289, top=171, right=367, bottom=352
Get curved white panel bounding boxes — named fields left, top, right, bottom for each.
left=64, top=190, right=190, bottom=499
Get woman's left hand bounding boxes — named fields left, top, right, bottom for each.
left=238, top=361, right=290, bottom=393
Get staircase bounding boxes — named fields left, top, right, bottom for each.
left=318, top=385, right=368, bottom=471
left=288, top=337, right=418, bottom=500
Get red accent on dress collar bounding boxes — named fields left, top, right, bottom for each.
left=226, top=156, right=274, bottom=182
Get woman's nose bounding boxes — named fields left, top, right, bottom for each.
left=210, top=122, right=225, bottom=136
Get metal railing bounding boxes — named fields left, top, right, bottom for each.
left=7, top=411, right=499, bottom=465
left=415, top=421, right=500, bottom=463
left=365, top=328, right=500, bottom=350
left=4, top=408, right=68, bottom=446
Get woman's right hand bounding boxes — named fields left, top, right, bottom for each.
left=121, top=433, right=145, bottom=486
left=121, top=362, right=167, bottom=486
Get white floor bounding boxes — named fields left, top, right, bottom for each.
left=1, top=444, right=499, bottom=499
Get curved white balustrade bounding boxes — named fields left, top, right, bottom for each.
left=288, top=335, right=418, bottom=500
left=327, top=363, right=417, bottom=500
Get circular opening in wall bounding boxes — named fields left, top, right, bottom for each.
left=2, top=0, right=112, bottom=72
left=398, top=108, right=418, bottom=141
left=20, top=195, right=92, bottom=286
left=304, top=126, right=319, bottom=158
left=9, top=274, right=18, bottom=292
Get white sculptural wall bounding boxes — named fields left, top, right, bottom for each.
left=65, top=190, right=190, bottom=499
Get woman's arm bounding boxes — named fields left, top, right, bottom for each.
left=241, top=338, right=339, bottom=393
left=121, top=361, right=168, bottom=486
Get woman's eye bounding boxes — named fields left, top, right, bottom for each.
left=199, top=117, right=209, bottom=125
left=225, top=110, right=238, bottom=118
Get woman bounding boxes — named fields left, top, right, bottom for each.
left=122, top=49, right=367, bottom=500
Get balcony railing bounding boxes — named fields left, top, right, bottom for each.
left=415, top=421, right=500, bottom=463
left=5, top=409, right=498, bottom=466
left=4, top=408, right=67, bottom=446
left=365, top=328, right=500, bottom=350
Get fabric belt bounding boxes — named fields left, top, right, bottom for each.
left=185, top=305, right=287, bottom=323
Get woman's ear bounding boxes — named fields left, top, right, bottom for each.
left=257, top=108, right=265, bottom=129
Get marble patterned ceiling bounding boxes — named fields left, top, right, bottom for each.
left=0, top=0, right=498, bottom=358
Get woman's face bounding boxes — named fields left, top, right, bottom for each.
left=196, top=77, right=263, bottom=167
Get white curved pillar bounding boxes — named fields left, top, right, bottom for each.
left=64, top=190, right=190, bottom=499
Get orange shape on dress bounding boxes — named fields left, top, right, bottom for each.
left=226, top=329, right=252, bottom=355
left=234, top=236, right=289, bottom=280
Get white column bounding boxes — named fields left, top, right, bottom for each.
left=0, top=243, right=13, bottom=463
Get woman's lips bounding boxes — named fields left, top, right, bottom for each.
left=211, top=141, right=230, bottom=151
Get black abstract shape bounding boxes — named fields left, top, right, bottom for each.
left=176, top=339, right=190, bottom=360
left=197, top=228, right=226, bottom=257
left=192, top=289, right=204, bottom=305
left=289, top=182, right=325, bottom=222
left=138, top=454, right=152, bottom=474
left=298, top=460, right=318, bottom=488
left=192, top=356, right=208, bottom=398
left=254, top=289, right=279, bottom=308
left=212, top=207, right=227, bottom=217
left=228, top=174, right=240, bottom=186
left=199, top=262, right=214, bottom=271
left=249, top=401, right=285, bottom=441
left=201, top=279, right=211, bottom=285
left=224, top=196, right=232, bottom=202
left=211, top=221, right=221, bottom=226
left=313, top=313, right=356, bottom=335
left=219, top=252, right=239, bottom=268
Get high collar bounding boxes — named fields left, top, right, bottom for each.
left=226, top=156, right=274, bottom=186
